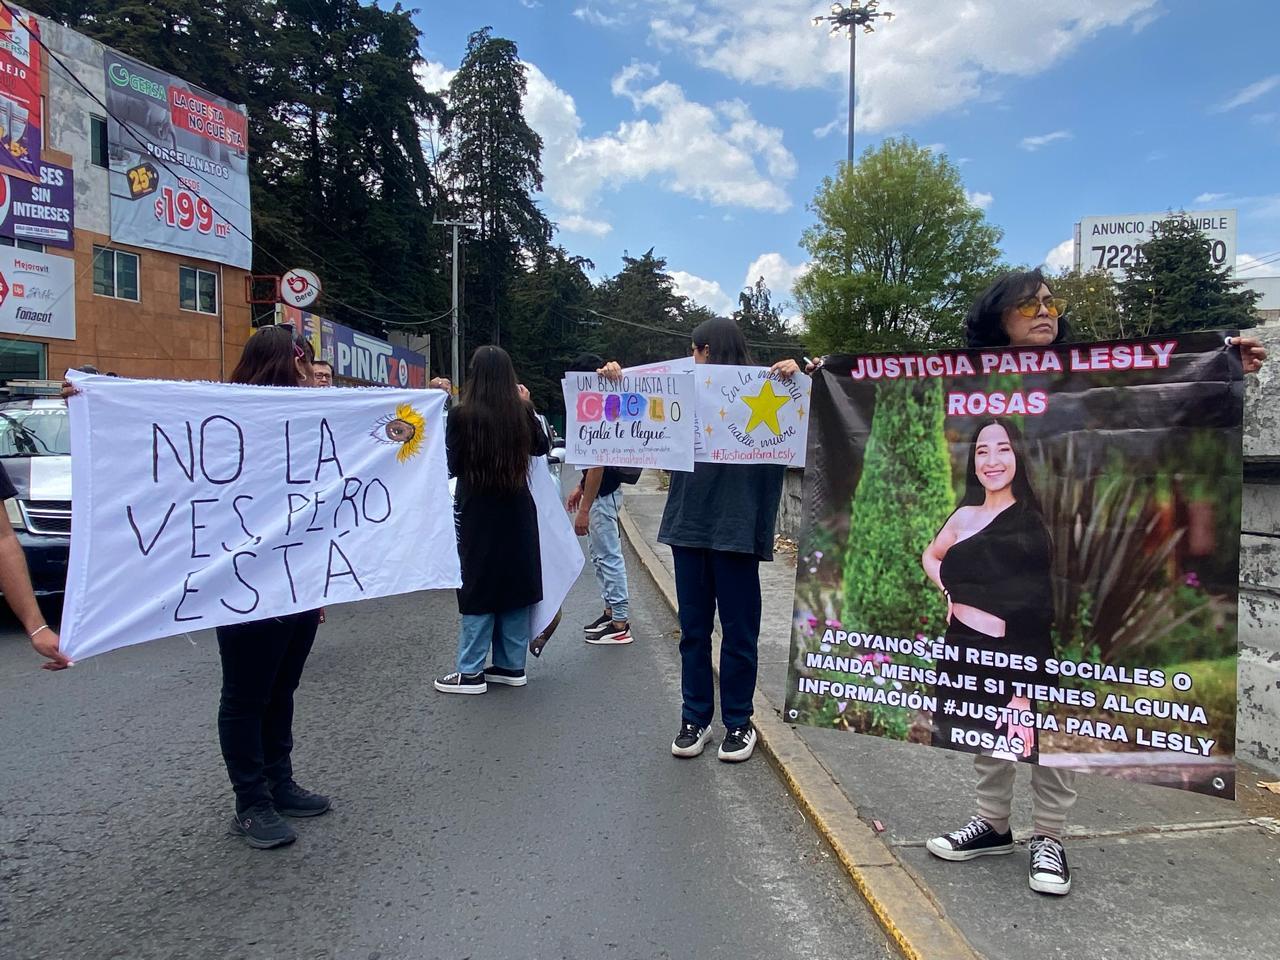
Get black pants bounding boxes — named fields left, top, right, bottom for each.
left=216, top=611, right=321, bottom=812
left=672, top=546, right=761, bottom=730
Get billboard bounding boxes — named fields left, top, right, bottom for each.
left=0, top=6, right=43, bottom=184
left=103, top=50, right=251, bottom=268
left=1075, top=210, right=1236, bottom=279
left=0, top=247, right=75, bottom=340
left=277, top=305, right=428, bottom=388
left=0, top=161, right=74, bottom=248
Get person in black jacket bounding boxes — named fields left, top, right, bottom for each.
left=435, top=345, right=549, bottom=695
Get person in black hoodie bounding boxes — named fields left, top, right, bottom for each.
left=435, top=345, right=548, bottom=695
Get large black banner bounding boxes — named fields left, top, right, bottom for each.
left=785, top=332, right=1243, bottom=797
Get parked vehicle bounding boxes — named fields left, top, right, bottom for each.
left=0, top=395, right=72, bottom=595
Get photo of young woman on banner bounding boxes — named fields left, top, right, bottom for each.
left=785, top=329, right=1245, bottom=798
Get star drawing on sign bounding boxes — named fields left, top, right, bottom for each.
left=797, top=404, right=806, bottom=420
left=719, top=407, right=727, bottom=420
left=741, top=381, right=790, bottom=436
left=704, top=423, right=713, bottom=436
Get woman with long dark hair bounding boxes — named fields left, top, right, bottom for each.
left=219, top=324, right=331, bottom=849
left=633, top=317, right=800, bottom=763
left=435, top=345, right=549, bottom=695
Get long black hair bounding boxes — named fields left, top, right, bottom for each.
left=691, top=316, right=752, bottom=365
left=230, top=324, right=315, bottom=387
left=453, top=345, right=532, bottom=494
left=958, top=418, right=1043, bottom=515
left=965, top=268, right=1071, bottom=349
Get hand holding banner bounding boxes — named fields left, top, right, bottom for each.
left=60, top=374, right=459, bottom=661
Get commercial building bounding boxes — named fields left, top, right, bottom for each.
left=0, top=9, right=251, bottom=385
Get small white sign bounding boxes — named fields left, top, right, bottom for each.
left=0, top=247, right=75, bottom=340
left=695, top=365, right=811, bottom=467
left=562, top=369, right=695, bottom=472
left=1075, top=209, right=1236, bottom=279
left=280, top=267, right=321, bottom=308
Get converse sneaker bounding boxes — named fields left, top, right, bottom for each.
left=231, top=803, right=297, bottom=849
left=484, top=665, right=528, bottom=687
left=271, top=780, right=331, bottom=818
left=671, top=722, right=713, bottom=758
left=583, top=611, right=612, bottom=634
left=434, top=671, right=487, bottom=695
left=585, top=621, right=633, bottom=645
left=926, top=817, right=1014, bottom=861
left=1028, top=835, right=1071, bottom=895
left=718, top=724, right=758, bottom=762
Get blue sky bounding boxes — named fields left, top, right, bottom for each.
left=415, top=0, right=1280, bottom=316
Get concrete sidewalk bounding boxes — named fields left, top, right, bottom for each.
left=621, top=471, right=1280, bottom=960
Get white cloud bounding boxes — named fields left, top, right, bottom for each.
left=1194, top=192, right=1227, bottom=204
left=596, top=0, right=1156, bottom=131
left=416, top=62, right=455, bottom=93
left=1043, top=238, right=1075, bottom=272
left=419, top=58, right=797, bottom=232
left=573, top=5, right=623, bottom=27
left=670, top=270, right=736, bottom=315
left=529, top=60, right=795, bottom=216
left=1213, top=74, right=1280, bottom=113
left=743, top=252, right=809, bottom=320
left=1236, top=253, right=1278, bottom=278
left=518, top=0, right=542, bottom=8
left=1020, top=130, right=1073, bottom=151
left=966, top=190, right=994, bottom=210
left=558, top=214, right=613, bottom=237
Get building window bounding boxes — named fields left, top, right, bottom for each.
left=0, top=339, right=47, bottom=382
left=179, top=266, right=218, bottom=314
left=0, top=236, right=43, bottom=253
left=90, top=116, right=108, bottom=168
left=92, top=246, right=139, bottom=301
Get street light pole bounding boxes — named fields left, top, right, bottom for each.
left=433, top=218, right=479, bottom=389
left=811, top=1, right=894, bottom=171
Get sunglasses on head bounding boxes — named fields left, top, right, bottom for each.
left=272, top=323, right=308, bottom=359
left=1013, top=296, right=1067, bottom=319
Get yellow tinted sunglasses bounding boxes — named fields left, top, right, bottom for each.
left=1013, top=296, right=1067, bottom=319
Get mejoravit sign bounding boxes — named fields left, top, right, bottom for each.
left=0, top=247, right=75, bottom=340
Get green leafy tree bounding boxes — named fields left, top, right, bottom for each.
left=443, top=27, right=552, bottom=347
left=795, top=138, right=1003, bottom=355
left=508, top=247, right=594, bottom=415
left=843, top=379, right=954, bottom=637
left=1118, top=215, right=1259, bottom=334
left=734, top=277, right=803, bottom=357
left=1050, top=269, right=1128, bottom=341
left=588, top=249, right=694, bottom=366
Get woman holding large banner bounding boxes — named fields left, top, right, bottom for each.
left=434, top=346, right=549, bottom=695
left=922, top=269, right=1266, bottom=896
left=218, top=325, right=332, bottom=850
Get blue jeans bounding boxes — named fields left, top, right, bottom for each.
left=671, top=546, right=761, bottom=730
left=457, top=607, right=532, bottom=675
left=588, top=490, right=629, bottom=622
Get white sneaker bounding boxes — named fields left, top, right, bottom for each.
left=717, top=724, right=757, bottom=762
left=1028, top=835, right=1071, bottom=895
left=585, top=621, right=633, bottom=645
left=671, top=722, right=713, bottom=757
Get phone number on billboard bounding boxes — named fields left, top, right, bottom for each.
left=1091, top=240, right=1229, bottom=271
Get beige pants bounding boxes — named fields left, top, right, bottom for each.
left=974, top=755, right=1077, bottom=838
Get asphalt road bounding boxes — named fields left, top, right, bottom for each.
left=0, top=539, right=891, bottom=960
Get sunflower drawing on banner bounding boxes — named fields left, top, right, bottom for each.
left=695, top=365, right=811, bottom=467
left=371, top=404, right=427, bottom=462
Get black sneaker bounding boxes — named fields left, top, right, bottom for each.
left=434, top=671, right=487, bottom=695
left=583, top=611, right=611, bottom=634
left=231, top=803, right=297, bottom=849
left=926, top=817, right=1014, bottom=861
left=671, top=722, right=713, bottom=758
left=718, top=724, right=758, bottom=762
left=272, top=780, right=331, bottom=818
left=1028, top=835, right=1072, bottom=895
left=585, top=620, right=633, bottom=645
left=484, top=665, right=528, bottom=687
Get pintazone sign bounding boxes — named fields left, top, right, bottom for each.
left=1075, top=209, right=1237, bottom=279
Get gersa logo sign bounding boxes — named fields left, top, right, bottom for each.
left=108, top=61, right=167, bottom=102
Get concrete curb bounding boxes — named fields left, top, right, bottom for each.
left=619, top=505, right=983, bottom=960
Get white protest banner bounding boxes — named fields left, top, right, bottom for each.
left=527, top=458, right=584, bottom=639
left=61, top=373, right=459, bottom=661
left=561, top=369, right=695, bottom=471
left=695, top=365, right=811, bottom=467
